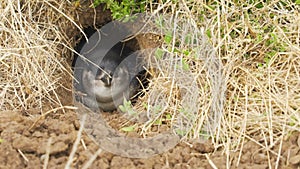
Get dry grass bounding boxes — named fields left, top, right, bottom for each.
left=0, top=1, right=75, bottom=111
left=0, top=0, right=300, bottom=168
left=132, top=12, right=225, bottom=140
left=138, top=0, right=300, bottom=166
left=170, top=0, right=299, bottom=167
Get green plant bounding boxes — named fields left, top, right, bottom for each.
left=93, top=0, right=146, bottom=20
left=120, top=125, right=136, bottom=132
left=119, top=99, right=137, bottom=116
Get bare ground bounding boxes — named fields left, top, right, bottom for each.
left=0, top=102, right=300, bottom=168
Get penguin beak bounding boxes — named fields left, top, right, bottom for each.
left=101, top=74, right=112, bottom=87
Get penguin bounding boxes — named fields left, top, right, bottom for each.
left=73, top=27, right=143, bottom=112
left=81, top=50, right=133, bottom=111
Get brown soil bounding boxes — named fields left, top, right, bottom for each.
left=1, top=107, right=300, bottom=168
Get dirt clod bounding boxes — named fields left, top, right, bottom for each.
left=289, top=154, right=300, bottom=165
left=111, top=156, right=135, bottom=169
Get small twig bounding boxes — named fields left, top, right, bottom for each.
left=18, top=149, right=29, bottom=163
left=43, top=137, right=52, bottom=169
left=205, top=154, right=218, bottom=169
left=81, top=139, right=87, bottom=150
left=44, top=1, right=88, bottom=42
left=65, top=114, right=86, bottom=169
left=82, top=148, right=103, bottom=169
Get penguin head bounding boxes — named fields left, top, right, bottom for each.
left=95, top=62, right=128, bottom=88
left=95, top=67, right=113, bottom=87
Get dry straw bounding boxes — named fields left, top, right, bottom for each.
left=66, top=4, right=225, bottom=143
left=0, top=1, right=74, bottom=111
left=121, top=0, right=299, bottom=166
left=132, top=10, right=226, bottom=141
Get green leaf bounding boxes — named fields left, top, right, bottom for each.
left=255, top=2, right=264, bottom=8
left=206, top=29, right=212, bottom=38
left=257, top=63, right=263, bottom=68
left=269, top=33, right=277, bottom=44
left=127, top=109, right=137, bottom=116
left=155, top=48, right=164, bottom=59
left=173, top=48, right=180, bottom=53
left=266, top=51, right=276, bottom=57
left=289, top=116, right=297, bottom=126
left=142, top=102, right=148, bottom=109
left=93, top=0, right=145, bottom=20
left=93, top=0, right=103, bottom=7
left=119, top=99, right=131, bottom=112
left=119, top=99, right=137, bottom=115
left=154, top=119, right=162, bottom=125
left=121, top=125, right=135, bottom=132
left=184, top=34, right=192, bottom=43
left=182, top=58, right=190, bottom=71
left=119, top=105, right=126, bottom=112
left=124, top=99, right=131, bottom=107
left=199, top=130, right=210, bottom=139
left=296, top=0, right=300, bottom=5
left=175, top=129, right=186, bottom=136
left=207, top=5, right=215, bottom=10
left=183, top=50, right=190, bottom=56
left=166, top=114, right=172, bottom=120
left=264, top=57, right=270, bottom=65
left=164, top=32, right=173, bottom=44
left=256, top=34, right=263, bottom=43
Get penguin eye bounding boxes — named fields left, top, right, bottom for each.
left=96, top=67, right=103, bottom=75
left=95, top=69, right=107, bottom=80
